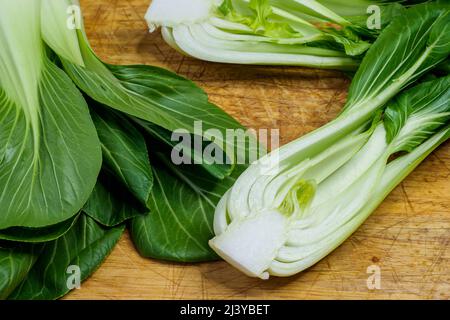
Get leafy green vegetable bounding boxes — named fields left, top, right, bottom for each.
left=0, top=0, right=101, bottom=229
left=40, top=1, right=245, bottom=162
left=131, top=154, right=247, bottom=262
left=211, top=75, right=450, bottom=279
left=209, top=5, right=450, bottom=279
left=0, top=216, right=79, bottom=243
left=38, top=0, right=254, bottom=265
left=2, top=0, right=446, bottom=300
left=384, top=77, right=450, bottom=152
left=133, top=119, right=234, bottom=180
left=343, top=4, right=450, bottom=113
left=62, top=62, right=243, bottom=155
left=38, top=0, right=248, bottom=263
left=8, top=215, right=124, bottom=300
left=128, top=107, right=257, bottom=261
left=84, top=173, right=146, bottom=227
left=145, top=0, right=408, bottom=69
left=1, top=0, right=256, bottom=299
left=0, top=245, right=39, bottom=299
left=90, top=106, right=153, bottom=206
left=268, top=127, right=450, bottom=277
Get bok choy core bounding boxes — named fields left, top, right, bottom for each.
left=209, top=4, right=450, bottom=279
left=145, top=0, right=406, bottom=69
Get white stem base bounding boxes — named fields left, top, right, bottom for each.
left=209, top=210, right=288, bottom=280
left=145, top=0, right=213, bottom=29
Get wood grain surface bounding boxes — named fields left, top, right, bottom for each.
left=67, top=0, right=450, bottom=300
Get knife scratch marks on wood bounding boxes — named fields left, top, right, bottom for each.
left=168, top=264, right=188, bottom=298
left=400, top=183, right=415, bottom=214
left=386, top=224, right=404, bottom=256
left=432, top=151, right=450, bottom=174
left=176, top=55, right=186, bottom=74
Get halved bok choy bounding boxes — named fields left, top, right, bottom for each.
left=209, top=4, right=450, bottom=279
left=145, top=0, right=405, bottom=69
left=211, top=77, right=449, bottom=279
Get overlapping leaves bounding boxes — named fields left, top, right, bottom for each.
left=0, top=0, right=251, bottom=299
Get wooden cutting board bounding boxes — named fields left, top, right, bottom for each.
left=67, top=0, right=450, bottom=300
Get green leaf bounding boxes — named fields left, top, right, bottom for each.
left=0, top=215, right=79, bottom=243
left=217, top=0, right=254, bottom=26
left=84, top=173, right=147, bottom=227
left=0, top=24, right=101, bottom=229
left=87, top=103, right=152, bottom=226
left=218, top=0, right=233, bottom=16
left=90, top=105, right=153, bottom=205
left=344, top=4, right=450, bottom=113
left=324, top=27, right=371, bottom=56
left=0, top=245, right=38, bottom=299
left=8, top=214, right=124, bottom=300
left=61, top=50, right=244, bottom=160
left=133, top=119, right=234, bottom=180
left=130, top=155, right=247, bottom=262
left=342, top=2, right=406, bottom=38
left=384, top=76, right=450, bottom=152
left=247, top=0, right=299, bottom=38
left=0, top=2, right=101, bottom=229
left=434, top=58, right=450, bottom=75
left=250, top=0, right=272, bottom=26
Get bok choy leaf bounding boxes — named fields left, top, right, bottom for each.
left=1, top=0, right=256, bottom=298
left=0, top=0, right=102, bottom=229
left=131, top=154, right=247, bottom=262
left=37, top=0, right=252, bottom=263
left=0, top=216, right=80, bottom=243
left=41, top=0, right=246, bottom=164
left=84, top=173, right=147, bottom=228
left=0, top=244, right=39, bottom=299
left=84, top=104, right=151, bottom=227
left=8, top=215, right=124, bottom=300
left=89, top=106, right=153, bottom=206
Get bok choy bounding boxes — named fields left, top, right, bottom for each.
left=145, top=0, right=406, bottom=69
left=42, top=0, right=244, bottom=156
left=39, top=0, right=252, bottom=262
left=209, top=4, right=450, bottom=279
left=1, top=0, right=250, bottom=299
left=1, top=0, right=448, bottom=300
left=0, top=0, right=101, bottom=229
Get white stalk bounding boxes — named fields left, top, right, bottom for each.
left=170, top=26, right=358, bottom=68
left=0, top=0, right=43, bottom=153
left=210, top=124, right=388, bottom=278
left=145, top=0, right=216, bottom=30
left=269, top=127, right=450, bottom=276
left=41, top=0, right=84, bottom=66
left=209, top=209, right=289, bottom=280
